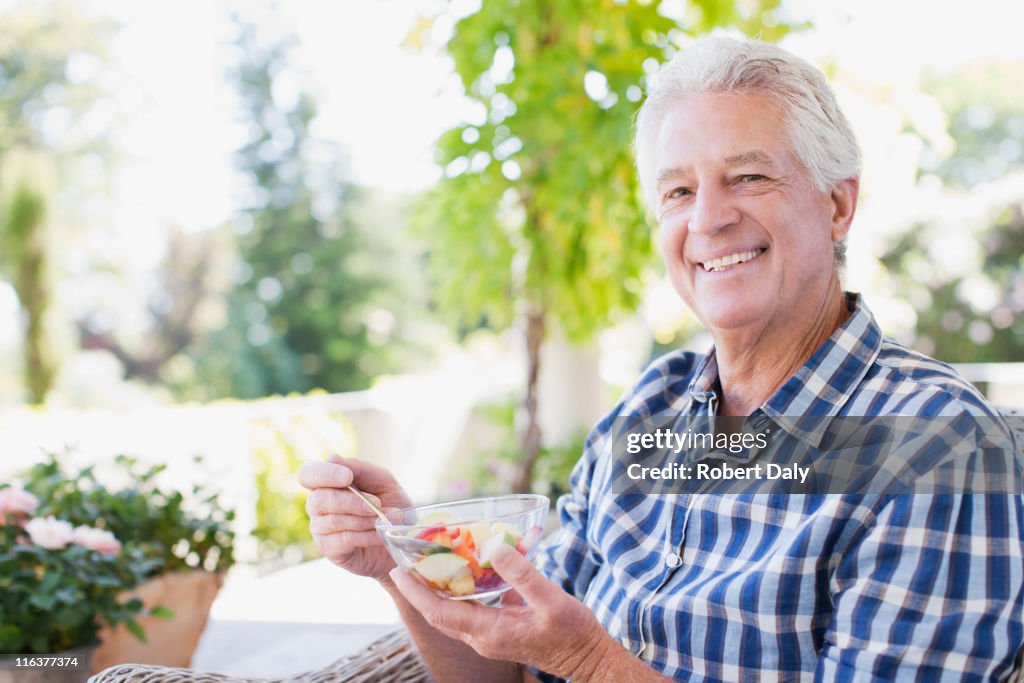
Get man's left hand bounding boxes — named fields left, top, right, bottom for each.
left=389, top=544, right=616, bottom=681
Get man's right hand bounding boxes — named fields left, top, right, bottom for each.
left=297, top=454, right=412, bottom=584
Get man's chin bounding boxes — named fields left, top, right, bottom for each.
left=698, top=304, right=768, bottom=335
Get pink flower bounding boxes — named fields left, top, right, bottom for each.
left=0, top=487, right=39, bottom=517
left=72, top=525, right=122, bottom=556
left=24, top=516, right=74, bottom=550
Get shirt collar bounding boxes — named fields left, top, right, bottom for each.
left=686, top=293, right=883, bottom=447
left=686, top=351, right=719, bottom=407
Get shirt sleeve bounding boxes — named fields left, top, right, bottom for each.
left=528, top=412, right=617, bottom=683
left=815, top=492, right=1024, bottom=682
left=534, top=425, right=606, bottom=599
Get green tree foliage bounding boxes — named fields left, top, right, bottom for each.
left=881, top=60, right=1024, bottom=363
left=0, top=2, right=112, bottom=403
left=414, top=0, right=794, bottom=490
left=193, top=19, right=422, bottom=398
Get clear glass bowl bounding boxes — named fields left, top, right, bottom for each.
left=377, top=494, right=549, bottom=602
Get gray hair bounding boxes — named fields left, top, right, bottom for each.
left=634, top=37, right=860, bottom=269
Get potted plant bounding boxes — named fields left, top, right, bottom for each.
left=19, top=452, right=236, bottom=672
left=0, top=486, right=159, bottom=682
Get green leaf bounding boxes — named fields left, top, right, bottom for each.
left=29, top=593, right=56, bottom=611
left=123, top=618, right=147, bottom=643
left=38, top=570, right=61, bottom=594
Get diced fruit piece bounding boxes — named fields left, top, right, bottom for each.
left=423, top=544, right=452, bottom=556
left=491, top=522, right=523, bottom=542
left=416, top=525, right=447, bottom=538
left=452, top=542, right=484, bottom=578
left=479, top=531, right=518, bottom=568
left=475, top=568, right=504, bottom=590
left=448, top=567, right=475, bottom=596
left=457, top=527, right=475, bottom=551
left=466, top=521, right=494, bottom=546
left=522, top=525, right=543, bottom=550
left=412, top=553, right=468, bottom=585
left=417, top=527, right=453, bottom=547
left=415, top=511, right=452, bottom=527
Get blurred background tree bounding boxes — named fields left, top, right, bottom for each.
left=412, top=0, right=797, bottom=491
left=880, top=59, right=1024, bottom=363
left=185, top=18, right=427, bottom=399
left=74, top=17, right=432, bottom=401
left=0, top=2, right=113, bottom=404
left=77, top=226, right=235, bottom=387
left=0, top=151, right=57, bottom=403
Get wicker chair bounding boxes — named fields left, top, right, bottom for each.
left=88, top=628, right=431, bottom=683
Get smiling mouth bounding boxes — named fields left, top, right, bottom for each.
left=700, top=248, right=766, bottom=273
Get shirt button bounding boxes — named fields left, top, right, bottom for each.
left=665, top=553, right=682, bottom=568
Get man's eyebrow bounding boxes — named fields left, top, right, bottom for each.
left=724, top=150, right=775, bottom=167
left=655, top=167, right=690, bottom=187
left=656, top=151, right=776, bottom=187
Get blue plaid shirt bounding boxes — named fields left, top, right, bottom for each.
left=534, top=294, right=1024, bottom=681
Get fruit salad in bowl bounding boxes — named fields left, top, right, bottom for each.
left=377, top=494, right=549, bottom=602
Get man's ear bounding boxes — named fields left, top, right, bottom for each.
left=830, top=177, right=859, bottom=242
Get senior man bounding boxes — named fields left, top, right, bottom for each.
left=300, top=37, right=1023, bottom=681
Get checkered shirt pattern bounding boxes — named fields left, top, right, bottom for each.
left=533, top=294, right=1024, bottom=682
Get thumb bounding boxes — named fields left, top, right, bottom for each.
left=337, top=455, right=401, bottom=495
left=491, top=545, right=553, bottom=606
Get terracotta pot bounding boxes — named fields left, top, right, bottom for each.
left=0, top=643, right=96, bottom=683
left=91, top=570, right=223, bottom=674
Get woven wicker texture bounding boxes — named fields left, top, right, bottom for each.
left=87, top=629, right=430, bottom=683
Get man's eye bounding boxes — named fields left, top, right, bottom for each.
left=738, top=174, right=767, bottom=183
left=666, top=187, right=692, bottom=199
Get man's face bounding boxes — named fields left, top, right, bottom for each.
left=654, top=91, right=840, bottom=336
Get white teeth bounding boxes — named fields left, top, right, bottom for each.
left=702, top=248, right=765, bottom=272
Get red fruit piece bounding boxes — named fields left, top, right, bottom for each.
left=417, top=527, right=453, bottom=547
left=416, top=525, right=448, bottom=539
left=475, top=569, right=504, bottom=590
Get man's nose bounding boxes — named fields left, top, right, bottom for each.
left=689, top=185, right=741, bottom=235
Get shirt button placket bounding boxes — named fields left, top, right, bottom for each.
left=635, top=497, right=690, bottom=660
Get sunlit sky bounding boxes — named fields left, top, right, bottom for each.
left=95, top=0, right=1024, bottom=244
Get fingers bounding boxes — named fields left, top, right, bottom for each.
left=390, top=567, right=485, bottom=638
left=336, top=456, right=403, bottom=495
left=500, top=587, right=525, bottom=607
left=297, top=459, right=354, bottom=490
left=314, top=529, right=384, bottom=559
left=298, top=455, right=408, bottom=508
left=305, top=487, right=385, bottom=517
left=309, top=512, right=381, bottom=534
left=491, top=545, right=555, bottom=606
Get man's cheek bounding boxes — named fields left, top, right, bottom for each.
left=658, top=224, right=686, bottom=264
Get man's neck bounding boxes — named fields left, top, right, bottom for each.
left=714, top=284, right=850, bottom=417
